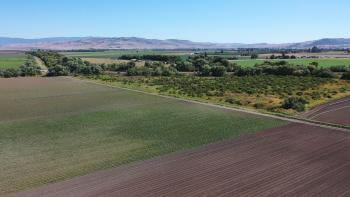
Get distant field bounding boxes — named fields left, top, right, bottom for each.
left=0, top=53, right=26, bottom=69
left=62, top=50, right=192, bottom=59
left=259, top=52, right=350, bottom=59
left=231, top=58, right=350, bottom=67
left=82, top=57, right=145, bottom=67
left=63, top=51, right=350, bottom=68
left=63, top=50, right=253, bottom=60
left=0, top=77, right=284, bottom=195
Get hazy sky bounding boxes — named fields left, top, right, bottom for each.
left=2, top=0, right=350, bottom=43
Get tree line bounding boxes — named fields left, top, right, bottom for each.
left=28, top=51, right=103, bottom=76
left=4, top=50, right=349, bottom=81
left=110, top=54, right=350, bottom=79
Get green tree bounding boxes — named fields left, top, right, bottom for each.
left=311, top=46, right=321, bottom=53
left=211, top=66, right=226, bottom=77
left=47, top=65, right=69, bottom=76
left=251, top=54, right=258, bottom=59
left=309, top=62, right=319, bottom=68
left=200, top=65, right=212, bottom=76
left=341, top=72, right=350, bottom=80
left=282, top=97, right=308, bottom=112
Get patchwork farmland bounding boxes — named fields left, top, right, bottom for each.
left=9, top=123, right=350, bottom=197
left=3, top=76, right=350, bottom=196
left=1, top=48, right=350, bottom=196
left=2, top=0, right=350, bottom=195
left=0, top=77, right=284, bottom=195
left=62, top=50, right=350, bottom=68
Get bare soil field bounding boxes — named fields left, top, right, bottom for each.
left=10, top=123, right=350, bottom=197
left=303, top=97, right=350, bottom=126
left=82, top=58, right=145, bottom=67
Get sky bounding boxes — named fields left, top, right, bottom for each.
left=1, top=0, right=350, bottom=43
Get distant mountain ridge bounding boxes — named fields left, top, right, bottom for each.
left=0, top=37, right=350, bottom=50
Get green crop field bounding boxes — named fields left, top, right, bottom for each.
left=0, top=53, right=26, bottom=69
left=0, top=77, right=285, bottom=195
left=231, top=58, right=350, bottom=67
left=62, top=50, right=191, bottom=59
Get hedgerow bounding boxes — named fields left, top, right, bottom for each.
left=29, top=51, right=103, bottom=76
left=0, top=55, right=41, bottom=78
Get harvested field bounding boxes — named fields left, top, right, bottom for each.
left=10, top=123, right=350, bottom=197
left=82, top=58, right=145, bottom=67
left=0, top=77, right=284, bottom=195
left=303, top=97, right=350, bottom=126
left=62, top=50, right=190, bottom=59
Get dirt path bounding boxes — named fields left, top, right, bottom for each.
left=34, top=56, right=48, bottom=74
left=9, top=123, right=350, bottom=197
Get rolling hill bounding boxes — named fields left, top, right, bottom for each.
left=0, top=37, right=350, bottom=50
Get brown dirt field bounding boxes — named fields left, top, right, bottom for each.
left=303, top=97, right=350, bottom=125
left=10, top=123, right=350, bottom=197
left=82, top=58, right=145, bottom=67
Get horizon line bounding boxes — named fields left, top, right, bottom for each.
left=1, top=36, right=350, bottom=45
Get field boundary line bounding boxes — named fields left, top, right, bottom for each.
left=69, top=77, right=350, bottom=133
left=309, top=106, right=350, bottom=119
left=302, top=97, right=350, bottom=117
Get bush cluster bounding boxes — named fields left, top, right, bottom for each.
left=150, top=75, right=330, bottom=99
left=282, top=97, right=308, bottom=112
left=0, top=56, right=41, bottom=78
left=233, top=61, right=338, bottom=78
left=341, top=72, right=350, bottom=80
left=29, top=51, right=103, bottom=76
left=93, top=74, right=337, bottom=113
left=127, top=62, right=177, bottom=76
left=175, top=56, right=236, bottom=76
left=119, top=54, right=179, bottom=63
left=103, top=62, right=136, bottom=72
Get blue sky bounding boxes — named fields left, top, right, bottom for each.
left=1, top=0, right=350, bottom=43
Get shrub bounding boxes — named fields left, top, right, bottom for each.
left=251, top=54, right=258, bottom=59
left=175, top=61, right=195, bottom=72
left=161, top=67, right=177, bottom=76
left=211, top=66, right=226, bottom=77
left=314, top=69, right=337, bottom=78
left=282, top=97, right=308, bottom=112
left=78, top=65, right=103, bottom=75
left=309, top=62, right=319, bottom=67
left=199, top=65, right=212, bottom=76
left=341, top=72, right=350, bottom=80
left=3, top=68, right=19, bottom=78
left=126, top=67, right=139, bottom=76
left=254, top=103, right=265, bottom=109
left=47, top=65, right=69, bottom=76
left=19, top=64, right=41, bottom=76
left=329, top=65, right=350, bottom=73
